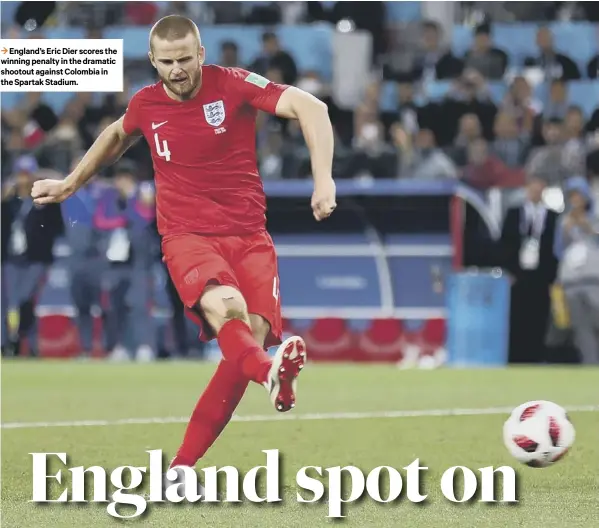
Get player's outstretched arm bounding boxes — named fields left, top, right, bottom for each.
left=275, top=87, right=337, bottom=221
left=31, top=116, right=140, bottom=205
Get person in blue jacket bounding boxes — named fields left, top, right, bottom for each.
left=60, top=154, right=107, bottom=358
left=554, top=176, right=599, bottom=364
left=93, top=161, right=157, bottom=361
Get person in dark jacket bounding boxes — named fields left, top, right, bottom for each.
left=411, top=20, right=464, bottom=82
left=1, top=155, right=64, bottom=356
left=498, top=174, right=559, bottom=363
left=248, top=31, right=298, bottom=86
left=523, top=26, right=581, bottom=81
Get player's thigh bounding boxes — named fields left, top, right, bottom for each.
left=161, top=233, right=239, bottom=310
left=234, top=231, right=282, bottom=346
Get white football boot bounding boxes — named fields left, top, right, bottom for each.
left=264, top=336, right=307, bottom=412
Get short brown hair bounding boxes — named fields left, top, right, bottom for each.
left=149, top=15, right=201, bottom=51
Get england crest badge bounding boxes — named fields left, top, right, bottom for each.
left=203, top=100, right=226, bottom=127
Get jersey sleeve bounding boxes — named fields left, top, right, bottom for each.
left=228, top=68, right=289, bottom=114
left=122, top=91, right=143, bottom=135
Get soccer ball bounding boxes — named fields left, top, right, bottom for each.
left=503, top=400, right=575, bottom=468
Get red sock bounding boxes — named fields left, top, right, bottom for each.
left=170, top=360, right=249, bottom=469
left=216, top=319, right=272, bottom=384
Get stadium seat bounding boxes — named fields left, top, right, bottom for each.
left=379, top=81, right=397, bottom=112
left=128, top=78, right=154, bottom=96
left=0, top=92, right=26, bottom=110
left=385, top=1, right=422, bottom=22
left=356, top=318, right=404, bottom=363
left=451, top=25, right=473, bottom=58
left=420, top=318, right=446, bottom=349
left=104, top=24, right=334, bottom=79
left=200, top=25, right=263, bottom=67
left=565, top=81, right=599, bottom=118
left=0, top=1, right=20, bottom=29
left=41, top=92, right=76, bottom=114
left=43, top=27, right=87, bottom=40
left=550, top=22, right=598, bottom=71
left=38, top=315, right=81, bottom=358
left=276, top=24, right=333, bottom=79
left=493, top=23, right=538, bottom=66
left=423, top=80, right=451, bottom=101
left=103, top=27, right=148, bottom=60
left=487, top=81, right=507, bottom=104
left=534, top=80, right=599, bottom=118
left=452, top=22, right=599, bottom=70
left=301, top=318, right=355, bottom=361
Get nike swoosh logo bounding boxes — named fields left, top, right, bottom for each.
left=152, top=121, right=168, bottom=130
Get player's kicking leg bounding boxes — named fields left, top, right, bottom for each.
left=161, top=299, right=305, bottom=499
left=201, top=286, right=306, bottom=412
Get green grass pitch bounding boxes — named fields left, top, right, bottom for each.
left=2, top=360, right=598, bottom=527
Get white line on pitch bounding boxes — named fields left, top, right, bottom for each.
left=2, top=405, right=598, bottom=430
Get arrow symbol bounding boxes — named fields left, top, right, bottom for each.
left=1, top=47, right=7, bottom=54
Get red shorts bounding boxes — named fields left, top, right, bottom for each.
left=161, top=230, right=282, bottom=349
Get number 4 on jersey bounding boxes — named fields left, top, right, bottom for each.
left=154, top=132, right=171, bottom=161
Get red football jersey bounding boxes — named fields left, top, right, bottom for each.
left=122, top=65, right=289, bottom=236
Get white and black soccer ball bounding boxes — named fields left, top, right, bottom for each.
left=503, top=400, right=575, bottom=468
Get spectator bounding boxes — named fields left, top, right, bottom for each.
left=450, top=113, right=483, bottom=166
left=554, top=176, right=599, bottom=364
left=42, top=95, right=87, bottom=174
left=60, top=154, right=105, bottom=358
left=296, top=70, right=328, bottom=101
left=562, top=106, right=587, bottom=175
left=411, top=20, right=464, bottom=82
left=526, top=118, right=570, bottom=185
left=492, top=111, right=530, bottom=167
left=587, top=54, right=599, bottom=79
left=349, top=103, right=397, bottom=179
left=524, top=26, right=581, bottom=81
left=455, top=113, right=483, bottom=147
left=1, top=155, right=64, bottom=356
left=462, top=138, right=525, bottom=190
left=498, top=175, right=559, bottom=363
left=463, top=23, right=508, bottom=80
left=542, top=79, right=569, bottom=121
left=249, top=31, right=298, bottom=86
left=586, top=131, right=599, bottom=201
left=259, top=127, right=285, bottom=180
left=432, top=69, right=497, bottom=146
left=219, top=41, right=239, bottom=68
left=585, top=107, right=599, bottom=135
left=389, top=123, right=414, bottom=176
left=408, top=129, right=458, bottom=180
left=93, top=162, right=156, bottom=362
left=501, top=76, right=541, bottom=135
left=393, top=76, right=420, bottom=137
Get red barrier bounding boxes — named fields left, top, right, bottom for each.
left=35, top=316, right=446, bottom=363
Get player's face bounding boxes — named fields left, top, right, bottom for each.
left=150, top=34, right=204, bottom=99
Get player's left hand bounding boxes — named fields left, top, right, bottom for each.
left=311, top=178, right=336, bottom=221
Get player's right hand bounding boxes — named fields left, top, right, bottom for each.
left=31, top=178, right=73, bottom=205
left=311, top=178, right=337, bottom=222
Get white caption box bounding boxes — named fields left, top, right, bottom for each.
left=0, top=39, right=123, bottom=92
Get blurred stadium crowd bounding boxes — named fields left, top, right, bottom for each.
left=1, top=1, right=599, bottom=363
